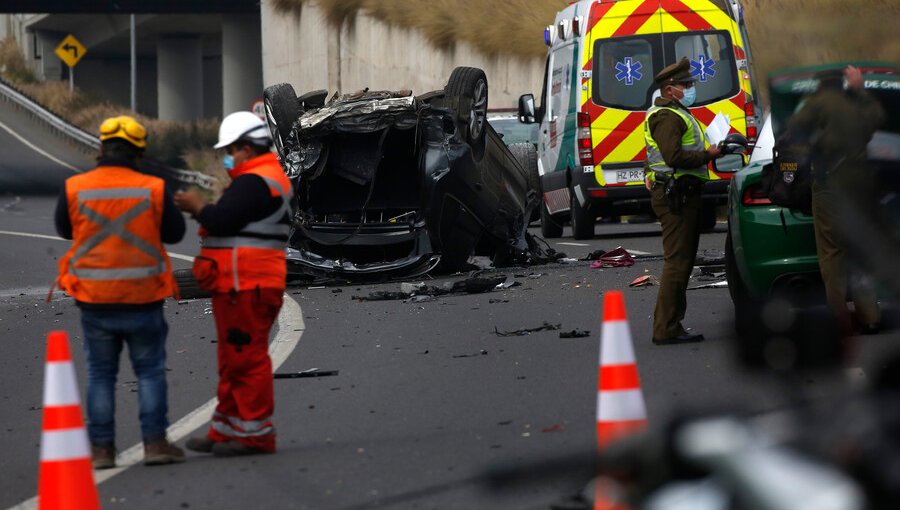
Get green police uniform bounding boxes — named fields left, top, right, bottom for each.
left=644, top=58, right=717, bottom=344
left=787, top=73, right=885, bottom=334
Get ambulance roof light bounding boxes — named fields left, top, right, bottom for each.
left=544, top=25, right=555, bottom=46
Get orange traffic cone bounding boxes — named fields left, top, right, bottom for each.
left=38, top=331, right=101, bottom=510
left=594, top=291, right=647, bottom=510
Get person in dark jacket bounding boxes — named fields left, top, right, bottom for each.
left=787, top=65, right=885, bottom=335
left=642, top=58, right=722, bottom=345
left=174, top=111, right=292, bottom=457
left=54, top=115, right=186, bottom=469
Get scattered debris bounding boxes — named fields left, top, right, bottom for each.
left=352, top=275, right=507, bottom=301
left=274, top=368, right=339, bottom=379
left=687, top=281, right=729, bottom=290
left=541, top=424, right=565, bottom=433
left=589, top=246, right=635, bottom=268
left=559, top=329, right=591, bottom=338
left=582, top=249, right=607, bottom=261
left=489, top=299, right=510, bottom=304
left=629, top=275, right=654, bottom=288
left=494, top=322, right=562, bottom=337
left=453, top=350, right=489, bottom=358
left=696, top=249, right=726, bottom=266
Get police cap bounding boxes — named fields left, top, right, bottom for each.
left=655, top=57, right=697, bottom=87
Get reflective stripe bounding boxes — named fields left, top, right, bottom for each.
left=202, top=236, right=289, bottom=249
left=597, top=389, right=648, bottom=421
left=43, top=362, right=81, bottom=406
left=211, top=413, right=274, bottom=438
left=599, top=321, right=636, bottom=365
left=69, top=191, right=168, bottom=279
left=77, top=187, right=150, bottom=200
left=236, top=175, right=292, bottom=240
left=644, top=105, right=709, bottom=180
left=40, top=428, right=90, bottom=461
left=213, top=411, right=273, bottom=433
left=72, top=264, right=167, bottom=280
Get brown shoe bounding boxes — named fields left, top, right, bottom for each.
left=143, top=439, right=186, bottom=466
left=91, top=444, right=116, bottom=470
left=211, top=441, right=271, bottom=457
left=185, top=436, right=215, bottom=453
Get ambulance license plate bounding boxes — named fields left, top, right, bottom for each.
left=615, top=169, right=644, bottom=183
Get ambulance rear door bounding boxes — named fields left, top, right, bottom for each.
left=585, top=0, right=664, bottom=187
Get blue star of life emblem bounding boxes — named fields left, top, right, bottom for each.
left=615, top=57, right=643, bottom=86
left=690, top=55, right=716, bottom=82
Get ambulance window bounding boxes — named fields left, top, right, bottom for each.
left=670, top=31, right=739, bottom=106
left=592, top=37, right=657, bottom=110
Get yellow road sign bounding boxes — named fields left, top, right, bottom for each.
left=55, top=34, right=86, bottom=68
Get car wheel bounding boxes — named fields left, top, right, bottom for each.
left=570, top=191, right=595, bottom=240
left=444, top=67, right=488, bottom=160
left=508, top=143, right=541, bottom=222
left=540, top=200, right=564, bottom=238
left=725, top=227, right=751, bottom=324
left=263, top=83, right=302, bottom=160
left=174, top=268, right=211, bottom=300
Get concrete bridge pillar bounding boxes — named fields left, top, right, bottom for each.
left=222, top=14, right=262, bottom=116
left=157, top=35, right=203, bottom=121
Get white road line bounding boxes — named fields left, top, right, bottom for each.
left=0, top=118, right=80, bottom=173
left=557, top=242, right=590, bottom=247
left=4, top=229, right=305, bottom=510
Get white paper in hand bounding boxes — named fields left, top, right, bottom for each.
left=704, top=112, right=731, bottom=146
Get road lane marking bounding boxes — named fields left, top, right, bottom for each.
left=557, top=242, right=590, bottom=247
left=4, top=230, right=305, bottom=510
left=0, top=118, right=80, bottom=172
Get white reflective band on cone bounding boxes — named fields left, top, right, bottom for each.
left=43, top=362, right=81, bottom=406
left=597, top=389, right=648, bottom=421
left=40, top=429, right=90, bottom=461
left=599, top=321, right=637, bottom=365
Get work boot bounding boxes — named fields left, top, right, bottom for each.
left=185, top=436, right=215, bottom=453
left=143, top=438, right=186, bottom=466
left=211, top=441, right=272, bottom=458
left=91, top=444, right=116, bottom=470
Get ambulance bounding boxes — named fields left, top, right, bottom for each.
left=518, top=0, right=761, bottom=239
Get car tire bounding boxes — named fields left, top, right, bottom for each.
left=570, top=191, right=595, bottom=240
left=263, top=83, right=302, bottom=160
left=725, top=228, right=751, bottom=323
left=444, top=67, right=488, bottom=160
left=174, top=268, right=211, bottom=300
left=508, top=143, right=541, bottom=222
left=540, top=200, right=564, bottom=238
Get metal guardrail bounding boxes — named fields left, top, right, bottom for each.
left=0, top=77, right=217, bottom=190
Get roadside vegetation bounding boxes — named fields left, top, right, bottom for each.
left=0, top=37, right=219, bottom=174
left=274, top=0, right=899, bottom=97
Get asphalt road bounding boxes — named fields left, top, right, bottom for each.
left=4, top=194, right=900, bottom=510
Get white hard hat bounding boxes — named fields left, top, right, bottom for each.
left=214, top=111, right=271, bottom=149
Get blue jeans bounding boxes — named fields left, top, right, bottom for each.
left=80, top=306, right=170, bottom=445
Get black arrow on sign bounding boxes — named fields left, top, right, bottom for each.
left=63, top=43, right=78, bottom=58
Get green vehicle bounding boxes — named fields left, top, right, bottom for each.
left=725, top=62, right=900, bottom=325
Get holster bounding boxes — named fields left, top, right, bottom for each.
left=662, top=174, right=703, bottom=215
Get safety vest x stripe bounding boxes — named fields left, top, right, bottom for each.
left=203, top=176, right=292, bottom=250
left=644, top=105, right=709, bottom=180
left=70, top=188, right=167, bottom=280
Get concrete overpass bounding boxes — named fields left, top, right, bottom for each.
left=1, top=1, right=263, bottom=121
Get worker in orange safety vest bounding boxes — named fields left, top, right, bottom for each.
left=174, top=111, right=292, bottom=457
left=53, top=115, right=187, bottom=468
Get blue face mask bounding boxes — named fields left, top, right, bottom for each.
left=223, top=154, right=235, bottom=171
left=679, top=86, right=697, bottom=107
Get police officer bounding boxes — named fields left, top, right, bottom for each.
left=643, top=58, right=722, bottom=345
left=786, top=65, right=885, bottom=335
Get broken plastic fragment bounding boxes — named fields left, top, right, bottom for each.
left=629, top=275, right=653, bottom=287
left=493, top=322, right=562, bottom=337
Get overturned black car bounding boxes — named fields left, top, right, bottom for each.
left=263, top=67, right=540, bottom=279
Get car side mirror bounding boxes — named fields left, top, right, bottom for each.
left=518, top=94, right=536, bottom=124
left=712, top=133, right=750, bottom=173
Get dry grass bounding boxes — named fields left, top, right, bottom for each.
left=0, top=37, right=220, bottom=173
left=275, top=0, right=900, bottom=87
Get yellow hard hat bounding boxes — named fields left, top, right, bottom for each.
left=99, top=115, right=147, bottom=149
